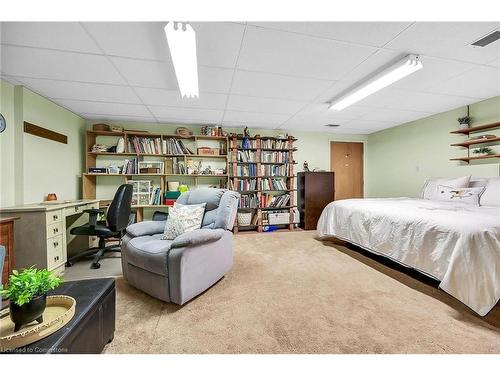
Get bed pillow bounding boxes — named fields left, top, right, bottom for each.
left=436, top=185, right=485, bottom=206
left=161, top=202, right=206, bottom=240
left=421, top=175, right=471, bottom=200
left=479, top=178, right=500, bottom=207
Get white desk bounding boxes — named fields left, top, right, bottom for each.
left=0, top=199, right=100, bottom=275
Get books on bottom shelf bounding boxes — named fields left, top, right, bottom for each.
left=149, top=186, right=163, bottom=206
left=260, top=193, right=290, bottom=208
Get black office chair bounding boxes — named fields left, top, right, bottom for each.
left=67, top=184, right=133, bottom=269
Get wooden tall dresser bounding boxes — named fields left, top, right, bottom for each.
left=1, top=217, right=18, bottom=285
left=297, top=172, right=335, bottom=230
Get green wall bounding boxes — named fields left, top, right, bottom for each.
left=366, top=96, right=500, bottom=198
left=0, top=80, right=87, bottom=206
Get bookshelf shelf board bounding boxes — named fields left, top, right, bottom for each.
left=84, top=173, right=164, bottom=177
left=231, top=175, right=292, bottom=179
left=164, top=174, right=228, bottom=177
left=450, top=154, right=500, bottom=163
left=451, top=136, right=500, bottom=148
left=230, top=147, right=258, bottom=151
left=261, top=189, right=296, bottom=193
left=132, top=204, right=172, bottom=208
left=260, top=206, right=297, bottom=210
left=186, top=154, right=228, bottom=159
left=88, top=130, right=124, bottom=136
left=194, top=135, right=228, bottom=140
left=261, top=148, right=298, bottom=151
left=238, top=190, right=260, bottom=194
left=450, top=122, right=500, bottom=135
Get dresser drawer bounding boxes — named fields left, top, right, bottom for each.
left=47, top=221, right=64, bottom=239
left=46, top=210, right=63, bottom=225
left=47, top=235, right=64, bottom=270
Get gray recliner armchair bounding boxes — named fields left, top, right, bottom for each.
left=121, top=188, right=239, bottom=305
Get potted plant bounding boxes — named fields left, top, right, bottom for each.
left=457, top=116, right=471, bottom=129
left=0, top=267, right=62, bottom=332
left=472, top=147, right=494, bottom=156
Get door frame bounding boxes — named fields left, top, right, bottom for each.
left=330, top=140, right=366, bottom=198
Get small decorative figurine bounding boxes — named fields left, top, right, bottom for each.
left=303, top=161, right=310, bottom=172
left=242, top=127, right=250, bottom=149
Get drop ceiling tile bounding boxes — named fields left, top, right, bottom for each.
left=223, top=110, right=291, bottom=125
left=249, top=22, right=413, bottom=47
left=358, top=108, right=430, bottom=124
left=135, top=87, right=227, bottom=108
left=294, top=102, right=372, bottom=121
left=56, top=99, right=151, bottom=117
left=221, top=120, right=282, bottom=130
left=1, top=22, right=101, bottom=54
left=230, top=70, right=333, bottom=101
left=226, top=95, right=306, bottom=115
left=385, top=22, right=500, bottom=64
left=425, top=65, right=500, bottom=99
left=1, top=45, right=126, bottom=84
left=197, top=66, right=234, bottom=93
left=382, top=89, right=477, bottom=113
left=13, top=77, right=140, bottom=103
left=238, top=26, right=376, bottom=80
left=192, top=22, right=246, bottom=68
left=83, top=22, right=170, bottom=61
left=110, top=57, right=178, bottom=89
left=148, top=106, right=224, bottom=122
left=82, top=113, right=157, bottom=123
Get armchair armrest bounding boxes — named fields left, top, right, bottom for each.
left=83, top=208, right=105, bottom=227
left=171, top=228, right=226, bottom=249
left=126, top=220, right=166, bottom=237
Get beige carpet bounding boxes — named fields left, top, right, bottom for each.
left=103, top=231, right=499, bottom=354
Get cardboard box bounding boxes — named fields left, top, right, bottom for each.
left=197, top=147, right=219, bottom=156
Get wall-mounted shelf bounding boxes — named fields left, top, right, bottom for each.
left=449, top=154, right=500, bottom=163
left=451, top=136, right=500, bottom=148
left=450, top=121, right=500, bottom=135
left=450, top=121, right=500, bottom=164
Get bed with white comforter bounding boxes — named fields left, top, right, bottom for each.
left=317, top=198, right=500, bottom=316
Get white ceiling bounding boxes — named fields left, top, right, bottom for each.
left=1, top=21, right=499, bottom=134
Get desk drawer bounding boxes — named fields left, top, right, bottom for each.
left=47, top=210, right=63, bottom=225
left=47, top=221, right=63, bottom=239
left=47, top=235, right=64, bottom=270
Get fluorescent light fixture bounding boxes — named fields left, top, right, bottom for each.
left=329, top=55, right=423, bottom=111
left=165, top=22, right=199, bottom=98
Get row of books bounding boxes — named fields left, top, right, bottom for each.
left=228, top=178, right=258, bottom=191
left=261, top=178, right=287, bottom=191
left=260, top=164, right=287, bottom=176
left=171, top=158, right=186, bottom=174
left=261, top=194, right=290, bottom=208
left=237, top=150, right=257, bottom=162
left=237, top=139, right=258, bottom=148
left=128, top=137, right=162, bottom=154
left=163, top=138, right=193, bottom=155
left=261, top=151, right=290, bottom=163
left=149, top=187, right=163, bottom=205
left=239, top=193, right=259, bottom=209
left=122, top=158, right=139, bottom=174
left=261, top=139, right=289, bottom=149
left=236, top=164, right=257, bottom=177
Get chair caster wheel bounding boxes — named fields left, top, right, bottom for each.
left=66, top=261, right=73, bottom=267
left=91, top=262, right=101, bottom=269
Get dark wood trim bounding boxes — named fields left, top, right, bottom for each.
left=23, top=121, right=68, bottom=144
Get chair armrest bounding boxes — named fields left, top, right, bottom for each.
left=83, top=208, right=105, bottom=227
left=171, top=228, right=226, bottom=249
left=126, top=220, right=166, bottom=237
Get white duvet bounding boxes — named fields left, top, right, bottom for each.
left=317, top=198, right=500, bottom=316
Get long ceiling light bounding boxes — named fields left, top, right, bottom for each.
left=165, top=22, right=199, bottom=98
left=329, top=54, right=423, bottom=111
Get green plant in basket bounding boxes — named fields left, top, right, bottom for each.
left=0, top=267, right=62, bottom=306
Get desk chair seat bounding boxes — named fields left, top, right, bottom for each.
left=67, top=184, right=133, bottom=269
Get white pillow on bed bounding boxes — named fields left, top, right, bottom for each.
left=421, top=175, right=471, bottom=200
left=436, top=185, right=485, bottom=206
left=479, top=178, right=500, bottom=207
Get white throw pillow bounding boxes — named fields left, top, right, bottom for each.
left=479, top=178, right=500, bottom=207
left=421, top=175, right=471, bottom=200
left=161, top=202, right=206, bottom=240
left=436, top=185, right=485, bottom=206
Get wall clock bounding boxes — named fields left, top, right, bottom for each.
left=0, top=113, right=6, bottom=133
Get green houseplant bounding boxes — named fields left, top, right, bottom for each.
left=0, top=267, right=62, bottom=331
left=472, top=147, right=494, bottom=156
left=457, top=115, right=471, bottom=129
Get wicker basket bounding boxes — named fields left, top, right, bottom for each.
left=237, top=212, right=253, bottom=226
